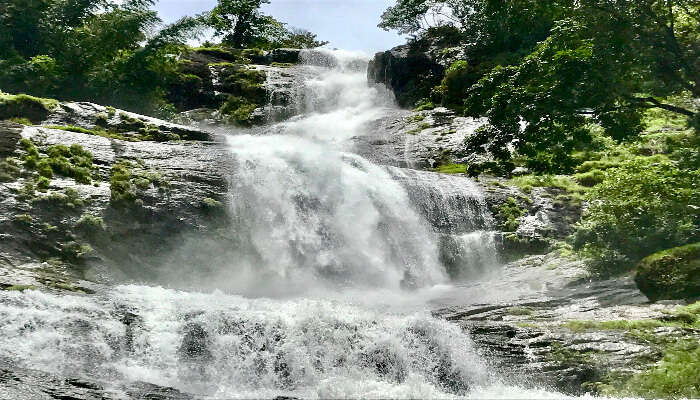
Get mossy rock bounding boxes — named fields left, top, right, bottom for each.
left=0, top=93, right=58, bottom=123
left=635, top=243, right=700, bottom=302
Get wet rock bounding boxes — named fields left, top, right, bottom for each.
left=435, top=251, right=700, bottom=396
left=0, top=102, right=233, bottom=289
left=178, top=323, right=212, bottom=362
left=0, top=121, right=22, bottom=155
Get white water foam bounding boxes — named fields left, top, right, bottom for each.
left=0, top=49, right=583, bottom=399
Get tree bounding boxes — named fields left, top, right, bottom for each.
left=281, top=28, right=329, bottom=49
left=0, top=0, right=203, bottom=113
left=208, top=0, right=271, bottom=48
left=462, top=0, right=699, bottom=172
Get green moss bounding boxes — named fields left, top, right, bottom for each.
left=75, top=213, right=105, bottom=232
left=36, top=176, right=50, bottom=190
left=418, top=122, right=431, bottom=130
left=45, top=125, right=99, bottom=135
left=0, top=157, right=22, bottom=182
left=496, top=197, right=526, bottom=232
left=19, top=138, right=93, bottom=184
left=61, top=241, right=94, bottom=262
left=13, top=214, right=33, bottom=224
left=508, top=174, right=589, bottom=200
left=109, top=159, right=167, bottom=207
left=600, top=340, right=700, bottom=399
left=433, top=163, right=467, bottom=174
left=507, top=306, right=534, bottom=316
left=414, top=99, right=435, bottom=111
left=412, top=114, right=425, bottom=122
left=9, top=117, right=32, bottom=125
left=270, top=62, right=294, bottom=68
left=3, top=285, right=38, bottom=291
left=635, top=243, right=700, bottom=302
left=34, top=187, right=86, bottom=209
left=0, top=93, right=58, bottom=123
left=220, top=96, right=259, bottom=125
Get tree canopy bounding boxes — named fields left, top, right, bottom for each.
left=381, top=0, right=699, bottom=173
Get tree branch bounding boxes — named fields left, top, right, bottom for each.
left=632, top=96, right=696, bottom=116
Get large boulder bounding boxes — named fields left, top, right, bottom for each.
left=367, top=27, right=465, bottom=108
left=367, top=44, right=444, bottom=108
left=635, top=243, right=700, bottom=302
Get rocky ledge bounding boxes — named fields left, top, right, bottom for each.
left=0, top=101, right=232, bottom=293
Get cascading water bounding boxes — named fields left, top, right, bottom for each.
left=0, top=49, right=580, bottom=399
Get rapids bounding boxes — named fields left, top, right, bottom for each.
left=0, top=49, right=600, bottom=399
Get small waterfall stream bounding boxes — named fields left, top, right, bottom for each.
left=0, top=50, right=577, bottom=399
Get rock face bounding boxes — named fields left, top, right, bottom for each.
left=0, top=102, right=231, bottom=291
left=368, top=44, right=445, bottom=108
left=367, top=28, right=465, bottom=108
left=168, top=48, right=307, bottom=126
left=434, top=252, right=699, bottom=395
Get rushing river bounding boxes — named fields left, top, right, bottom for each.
left=0, top=50, right=596, bottom=399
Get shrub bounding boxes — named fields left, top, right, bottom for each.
left=496, top=197, right=526, bottom=232
left=573, top=158, right=700, bottom=275
left=0, top=93, right=58, bottom=123
left=613, top=341, right=700, bottom=399
left=573, top=169, right=605, bottom=187
left=438, top=60, right=479, bottom=109
left=413, top=99, right=435, bottom=111
left=634, top=243, right=700, bottom=302
left=76, top=213, right=105, bottom=233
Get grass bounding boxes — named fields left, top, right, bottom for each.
left=0, top=92, right=58, bottom=123
left=508, top=174, right=589, bottom=200
left=46, top=120, right=176, bottom=142
left=507, top=306, right=534, bottom=316
left=433, top=163, right=467, bottom=174
left=563, top=301, right=700, bottom=333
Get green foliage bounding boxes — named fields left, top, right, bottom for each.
left=0, top=0, right=203, bottom=115
left=635, top=243, right=700, bottom=302
left=18, top=139, right=93, bottom=185
left=437, top=61, right=479, bottom=110
left=573, top=169, right=605, bottom=187
left=619, top=343, right=700, bottom=399
left=573, top=158, right=700, bottom=275
left=220, top=96, right=258, bottom=124
left=109, top=159, right=166, bottom=207
left=75, top=213, right=105, bottom=233
left=207, top=0, right=325, bottom=50
left=413, top=99, right=435, bottom=111
left=433, top=163, right=467, bottom=174
left=0, top=157, right=21, bottom=182
left=0, top=93, right=58, bottom=123
left=496, top=197, right=526, bottom=232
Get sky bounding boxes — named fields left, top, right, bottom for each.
left=154, top=0, right=406, bottom=53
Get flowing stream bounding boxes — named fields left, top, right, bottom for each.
left=0, top=50, right=583, bottom=399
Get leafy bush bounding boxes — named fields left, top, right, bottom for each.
left=634, top=243, right=700, bottom=302
left=573, top=158, right=700, bottom=275
left=496, top=197, right=526, bottom=232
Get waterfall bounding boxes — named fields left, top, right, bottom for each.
left=0, top=49, right=571, bottom=399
